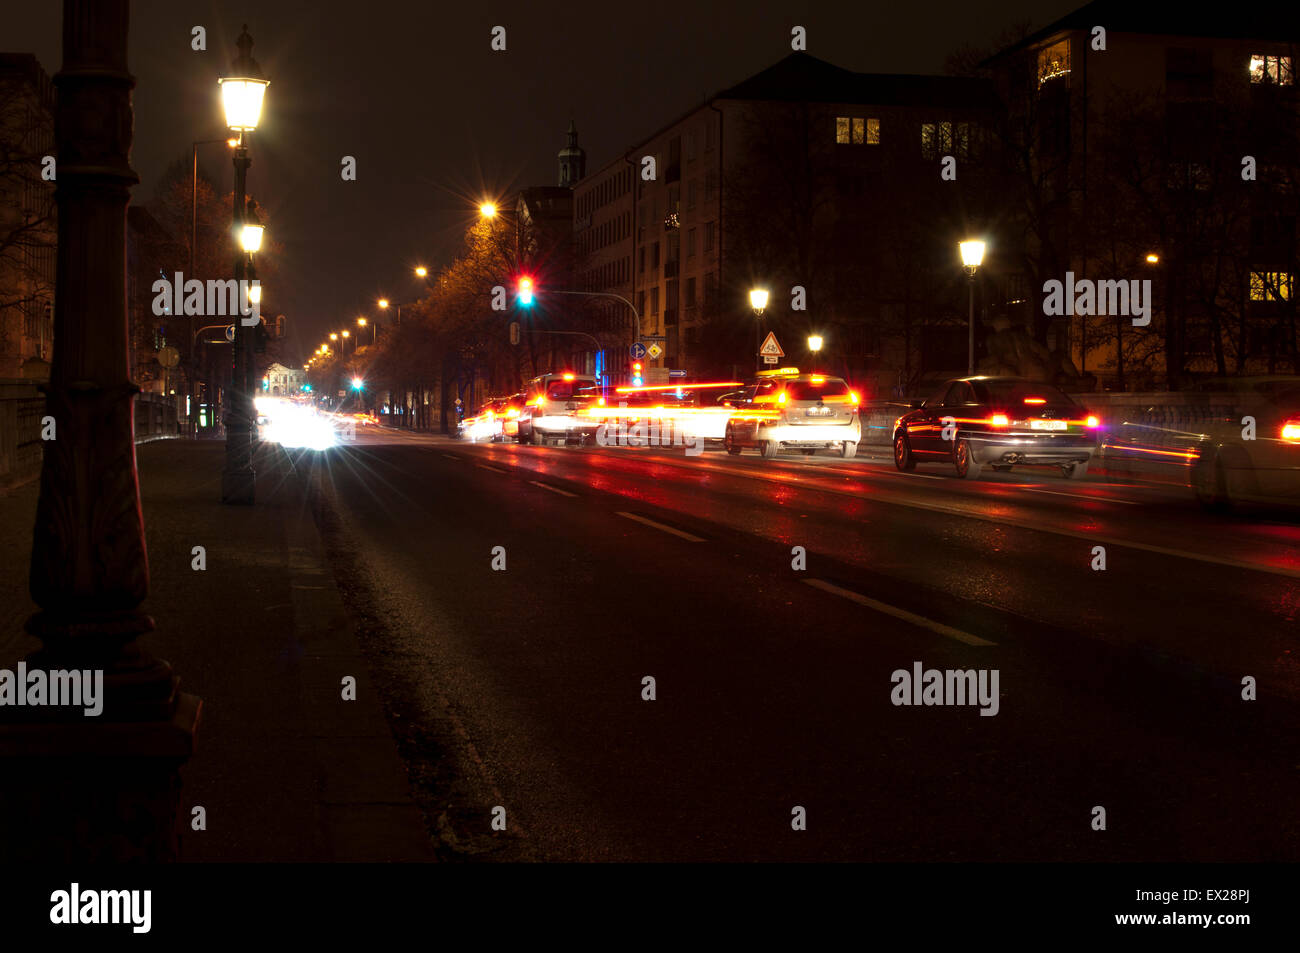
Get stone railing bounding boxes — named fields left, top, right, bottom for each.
left=1, top=383, right=181, bottom=490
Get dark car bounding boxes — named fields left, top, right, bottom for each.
left=893, top=377, right=1100, bottom=480
left=1187, top=377, right=1300, bottom=509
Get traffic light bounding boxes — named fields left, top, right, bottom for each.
left=517, top=276, right=534, bottom=306
left=631, top=361, right=643, bottom=387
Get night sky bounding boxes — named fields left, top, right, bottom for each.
left=4, top=0, right=1078, bottom=360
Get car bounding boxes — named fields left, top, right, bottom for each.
left=892, top=376, right=1099, bottom=479
left=723, top=369, right=862, bottom=459
left=1188, top=377, right=1300, bottom=509
left=499, top=393, right=528, bottom=440
left=351, top=411, right=377, bottom=426
left=459, top=397, right=511, bottom=442
left=519, top=372, right=600, bottom=445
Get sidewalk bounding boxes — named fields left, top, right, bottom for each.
left=0, top=440, right=433, bottom=862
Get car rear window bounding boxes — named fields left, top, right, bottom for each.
left=786, top=379, right=849, bottom=400
left=546, top=380, right=593, bottom=400
left=973, top=381, right=1074, bottom=405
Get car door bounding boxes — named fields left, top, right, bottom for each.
left=911, top=381, right=959, bottom=454
left=738, top=382, right=775, bottom=444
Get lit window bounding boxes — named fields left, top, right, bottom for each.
left=852, top=117, right=865, bottom=144
left=1250, top=54, right=1293, bottom=85
left=1250, top=271, right=1293, bottom=301
left=836, top=116, right=851, bottom=144
left=1037, top=39, right=1071, bottom=86
left=921, top=122, right=954, bottom=159
left=866, top=118, right=880, bottom=144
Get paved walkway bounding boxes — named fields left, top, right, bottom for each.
left=0, top=439, right=432, bottom=861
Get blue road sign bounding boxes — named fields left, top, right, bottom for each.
left=668, top=369, right=687, bottom=378
left=630, top=342, right=647, bottom=360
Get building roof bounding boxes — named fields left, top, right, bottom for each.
left=716, top=52, right=994, bottom=109
left=988, top=0, right=1300, bottom=61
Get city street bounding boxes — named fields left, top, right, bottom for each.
left=309, top=427, right=1300, bottom=862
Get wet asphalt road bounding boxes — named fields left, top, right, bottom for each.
left=306, top=427, right=1300, bottom=861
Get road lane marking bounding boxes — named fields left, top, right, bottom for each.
left=616, top=511, right=706, bottom=542
left=498, top=447, right=1300, bottom=580
left=803, top=579, right=996, bottom=646
left=530, top=480, right=577, bottom=497
left=1025, top=488, right=1140, bottom=505
left=442, top=452, right=462, bottom=460
left=475, top=463, right=506, bottom=473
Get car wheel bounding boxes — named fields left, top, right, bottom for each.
left=724, top=425, right=742, bottom=455
left=841, top=440, right=857, bottom=459
left=1062, top=460, right=1089, bottom=480
left=954, top=436, right=982, bottom=480
left=1193, top=449, right=1231, bottom=511
left=893, top=432, right=916, bottom=472
left=530, top=429, right=544, bottom=446
left=760, top=440, right=778, bottom=460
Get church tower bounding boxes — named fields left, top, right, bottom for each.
left=558, top=120, right=586, bottom=188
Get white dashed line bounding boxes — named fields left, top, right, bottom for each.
left=616, top=511, right=706, bottom=542
left=803, top=578, right=996, bottom=646
left=530, top=480, right=577, bottom=497
left=475, top=463, right=506, bottom=473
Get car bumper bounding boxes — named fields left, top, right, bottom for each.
left=968, top=433, right=1097, bottom=465
left=767, top=421, right=862, bottom=445
left=533, top=415, right=599, bottom=436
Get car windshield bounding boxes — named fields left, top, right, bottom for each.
left=972, top=381, right=1074, bottom=406
left=786, top=379, right=849, bottom=400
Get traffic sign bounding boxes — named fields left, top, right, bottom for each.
left=646, top=343, right=663, bottom=360
left=643, top=334, right=666, bottom=342
left=668, top=369, right=687, bottom=378
left=759, top=332, right=784, bottom=357
left=630, top=342, right=647, bottom=360
left=224, top=324, right=235, bottom=343
left=763, top=355, right=779, bottom=364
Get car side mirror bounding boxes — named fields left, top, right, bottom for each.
left=910, top=399, right=925, bottom=409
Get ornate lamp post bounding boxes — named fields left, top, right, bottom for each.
left=749, top=287, right=769, bottom=372
left=0, top=0, right=201, bottom=863
left=219, top=25, right=268, bottom=504
left=959, top=239, right=985, bottom=376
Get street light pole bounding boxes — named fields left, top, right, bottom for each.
left=749, top=288, right=769, bottom=373
left=959, top=240, right=986, bottom=377
left=218, top=25, right=267, bottom=504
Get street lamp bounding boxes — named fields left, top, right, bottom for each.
left=808, top=334, right=823, bottom=354
left=220, top=24, right=268, bottom=505
left=415, top=266, right=428, bottom=278
left=480, top=202, right=497, bottom=218
left=750, top=287, right=769, bottom=372
left=959, top=239, right=986, bottom=376
left=358, top=316, right=375, bottom=346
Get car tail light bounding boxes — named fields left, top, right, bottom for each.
left=990, top=414, right=1009, bottom=427
left=777, top=391, right=788, bottom=404
left=849, top=390, right=860, bottom=405
left=562, top=372, right=575, bottom=381
left=1085, top=415, right=1100, bottom=429
left=1283, top=420, right=1300, bottom=441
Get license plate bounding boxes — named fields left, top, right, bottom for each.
left=1031, top=419, right=1067, bottom=431
left=806, top=406, right=830, bottom=416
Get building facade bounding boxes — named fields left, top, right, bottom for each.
left=575, top=53, right=994, bottom=390
left=0, top=54, right=56, bottom=380
left=984, top=0, right=1300, bottom=389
